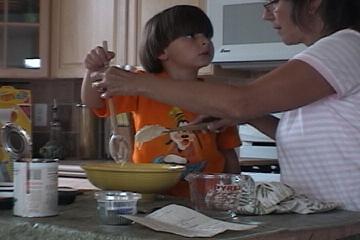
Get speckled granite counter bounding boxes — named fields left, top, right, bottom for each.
left=0, top=192, right=360, bottom=240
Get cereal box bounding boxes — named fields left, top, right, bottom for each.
left=0, top=86, right=31, bottom=182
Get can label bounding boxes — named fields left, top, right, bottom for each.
left=13, top=160, right=58, bottom=217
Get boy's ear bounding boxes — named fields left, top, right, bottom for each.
left=158, top=50, right=168, bottom=61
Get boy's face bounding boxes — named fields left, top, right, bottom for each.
left=158, top=33, right=214, bottom=70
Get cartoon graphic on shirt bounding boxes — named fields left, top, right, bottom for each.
left=153, top=107, right=207, bottom=178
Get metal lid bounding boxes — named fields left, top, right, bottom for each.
left=1, top=122, right=32, bottom=159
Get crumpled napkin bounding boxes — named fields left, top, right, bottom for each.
left=232, top=182, right=338, bottom=215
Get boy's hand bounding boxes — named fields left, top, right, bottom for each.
left=85, top=46, right=115, bottom=72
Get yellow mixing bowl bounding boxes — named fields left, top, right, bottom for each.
left=81, top=163, right=185, bottom=194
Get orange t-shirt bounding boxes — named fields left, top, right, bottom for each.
left=93, top=74, right=241, bottom=197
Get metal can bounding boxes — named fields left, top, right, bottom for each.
left=76, top=104, right=100, bottom=159
left=13, top=159, right=58, bottom=217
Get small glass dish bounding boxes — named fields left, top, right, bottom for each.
left=94, top=191, right=141, bottom=225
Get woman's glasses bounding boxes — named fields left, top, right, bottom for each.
left=263, top=0, right=280, bottom=12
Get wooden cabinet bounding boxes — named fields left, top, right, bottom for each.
left=0, top=0, right=211, bottom=79
left=50, top=0, right=121, bottom=78
left=50, top=0, right=211, bottom=78
left=0, top=0, right=49, bottom=78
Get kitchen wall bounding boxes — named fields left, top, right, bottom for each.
left=0, top=66, right=270, bottom=161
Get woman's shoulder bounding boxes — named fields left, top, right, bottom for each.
left=318, top=29, right=360, bottom=48
left=318, top=29, right=360, bottom=54
left=296, top=28, right=360, bottom=57
left=292, top=28, right=360, bottom=98
left=330, top=28, right=360, bottom=40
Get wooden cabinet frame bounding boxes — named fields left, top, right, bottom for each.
left=0, top=0, right=50, bottom=78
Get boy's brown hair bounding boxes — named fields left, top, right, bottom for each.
left=139, top=5, right=213, bottom=73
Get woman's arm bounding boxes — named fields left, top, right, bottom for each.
left=96, top=59, right=335, bottom=123
left=246, top=115, right=280, bottom=139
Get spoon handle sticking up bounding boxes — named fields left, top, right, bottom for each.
left=102, top=41, right=118, bottom=134
left=108, top=99, right=118, bottom=134
left=102, top=40, right=129, bottom=164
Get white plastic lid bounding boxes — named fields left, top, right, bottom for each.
left=94, top=191, right=141, bottom=202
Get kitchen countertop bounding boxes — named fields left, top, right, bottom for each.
left=1, top=192, right=360, bottom=240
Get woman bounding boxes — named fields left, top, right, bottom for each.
left=93, top=0, right=360, bottom=211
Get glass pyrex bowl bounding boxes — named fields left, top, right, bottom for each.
left=94, top=191, right=141, bottom=225
left=185, top=173, right=255, bottom=219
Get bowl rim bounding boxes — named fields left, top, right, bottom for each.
left=185, top=173, right=249, bottom=181
left=81, top=162, right=185, bottom=173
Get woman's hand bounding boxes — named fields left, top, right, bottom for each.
left=206, top=118, right=239, bottom=132
left=92, top=66, right=148, bottom=98
left=85, top=46, right=115, bottom=72
left=190, top=115, right=238, bottom=133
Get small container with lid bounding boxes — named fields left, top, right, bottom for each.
left=94, top=191, right=141, bottom=225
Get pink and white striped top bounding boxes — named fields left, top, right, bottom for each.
left=277, top=29, right=360, bottom=211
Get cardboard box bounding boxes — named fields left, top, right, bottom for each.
left=0, top=86, right=31, bottom=181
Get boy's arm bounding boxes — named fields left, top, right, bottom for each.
left=221, top=148, right=241, bottom=174
left=81, top=69, right=105, bottom=109
left=81, top=45, right=115, bottom=109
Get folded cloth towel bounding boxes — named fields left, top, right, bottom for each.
left=233, top=182, right=338, bottom=215
left=274, top=194, right=339, bottom=214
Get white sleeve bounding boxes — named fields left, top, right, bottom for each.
left=292, top=29, right=360, bottom=99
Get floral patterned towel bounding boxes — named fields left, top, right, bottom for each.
left=233, top=182, right=338, bottom=215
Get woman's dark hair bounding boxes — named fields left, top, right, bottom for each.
left=139, top=5, right=213, bottom=73
left=291, top=0, right=360, bottom=34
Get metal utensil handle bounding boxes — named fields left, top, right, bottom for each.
left=102, top=40, right=118, bottom=134
left=102, top=40, right=110, bottom=68
left=166, top=117, right=221, bottom=132
left=166, top=122, right=210, bottom=133
left=108, top=99, right=118, bottom=134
